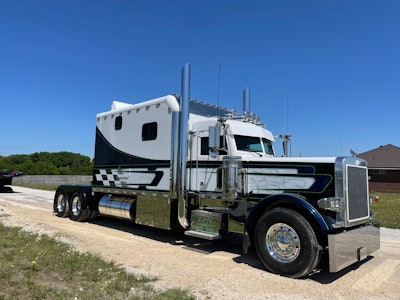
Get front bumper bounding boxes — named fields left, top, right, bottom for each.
left=328, top=223, right=380, bottom=272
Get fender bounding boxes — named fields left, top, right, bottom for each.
left=245, top=193, right=330, bottom=235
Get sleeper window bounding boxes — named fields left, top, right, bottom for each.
left=142, top=122, right=158, bottom=141
left=115, top=116, right=123, bottom=130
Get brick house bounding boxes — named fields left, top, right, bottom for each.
left=357, top=144, right=400, bottom=193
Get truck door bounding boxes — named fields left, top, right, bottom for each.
left=188, top=131, right=227, bottom=192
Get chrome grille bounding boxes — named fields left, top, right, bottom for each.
left=346, top=165, right=369, bottom=222
left=335, top=157, right=370, bottom=227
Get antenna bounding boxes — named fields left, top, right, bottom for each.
left=286, top=92, right=289, bottom=134
left=215, top=63, right=222, bottom=119
left=217, top=63, right=221, bottom=106
left=286, top=92, right=291, bottom=157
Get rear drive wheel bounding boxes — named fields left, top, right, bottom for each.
left=254, top=207, right=321, bottom=278
left=54, top=190, right=69, bottom=218
left=69, top=191, right=90, bottom=222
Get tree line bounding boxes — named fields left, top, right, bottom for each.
left=0, top=152, right=93, bottom=175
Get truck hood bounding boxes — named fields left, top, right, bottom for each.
left=239, top=155, right=338, bottom=164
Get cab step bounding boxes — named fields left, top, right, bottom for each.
left=185, top=209, right=225, bottom=240
left=185, top=230, right=221, bottom=240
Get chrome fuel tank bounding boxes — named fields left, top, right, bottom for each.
left=98, top=194, right=135, bottom=220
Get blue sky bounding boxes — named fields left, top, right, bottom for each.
left=0, top=0, right=399, bottom=158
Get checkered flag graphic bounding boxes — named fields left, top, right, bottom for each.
left=95, top=169, right=123, bottom=187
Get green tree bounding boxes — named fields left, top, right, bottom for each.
left=0, top=152, right=93, bottom=175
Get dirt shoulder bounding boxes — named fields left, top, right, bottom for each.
left=1, top=186, right=400, bottom=299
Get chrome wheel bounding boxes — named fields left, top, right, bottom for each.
left=69, top=191, right=91, bottom=222
left=56, top=193, right=67, bottom=213
left=54, top=190, right=69, bottom=217
left=255, top=207, right=321, bottom=278
left=266, top=222, right=300, bottom=263
left=71, top=194, right=82, bottom=217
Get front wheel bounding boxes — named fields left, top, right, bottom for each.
left=254, top=207, right=321, bottom=278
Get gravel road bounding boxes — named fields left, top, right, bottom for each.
left=1, top=186, right=399, bottom=299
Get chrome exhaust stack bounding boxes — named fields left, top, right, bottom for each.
left=177, top=63, right=191, bottom=228
left=242, top=86, right=250, bottom=117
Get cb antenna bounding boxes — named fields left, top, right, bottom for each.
left=217, top=63, right=221, bottom=107
left=286, top=92, right=292, bottom=157
left=217, top=63, right=221, bottom=117
left=286, top=92, right=289, bottom=134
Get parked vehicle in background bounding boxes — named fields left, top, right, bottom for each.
left=0, top=169, right=23, bottom=191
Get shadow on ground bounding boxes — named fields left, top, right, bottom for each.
left=88, top=215, right=373, bottom=283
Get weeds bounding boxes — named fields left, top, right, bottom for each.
left=0, top=223, right=194, bottom=300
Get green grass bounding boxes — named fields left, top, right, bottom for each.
left=370, top=192, right=400, bottom=229
left=13, top=183, right=65, bottom=191
left=0, top=223, right=194, bottom=300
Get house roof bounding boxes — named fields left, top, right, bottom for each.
left=357, top=144, right=400, bottom=169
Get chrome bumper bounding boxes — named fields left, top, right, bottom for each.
left=328, top=223, right=380, bottom=272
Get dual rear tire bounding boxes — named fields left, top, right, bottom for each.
left=54, top=190, right=69, bottom=218
left=53, top=189, right=91, bottom=222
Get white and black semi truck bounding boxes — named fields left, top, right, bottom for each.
left=54, top=63, right=380, bottom=278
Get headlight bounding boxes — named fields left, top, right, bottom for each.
left=317, top=197, right=344, bottom=212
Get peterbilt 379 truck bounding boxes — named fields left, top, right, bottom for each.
left=54, top=64, right=380, bottom=278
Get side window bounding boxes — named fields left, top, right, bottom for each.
left=142, top=122, right=158, bottom=141
left=115, top=116, right=122, bottom=130
left=200, top=137, right=209, bottom=155
left=200, top=136, right=227, bottom=155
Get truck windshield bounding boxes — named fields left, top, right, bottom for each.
left=234, top=135, right=274, bottom=155
left=262, top=138, right=274, bottom=155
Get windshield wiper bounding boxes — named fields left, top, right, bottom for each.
left=241, top=149, right=263, bottom=157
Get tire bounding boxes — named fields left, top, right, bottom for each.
left=54, top=190, right=70, bottom=218
left=254, top=207, right=321, bottom=278
left=69, top=191, right=91, bottom=222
